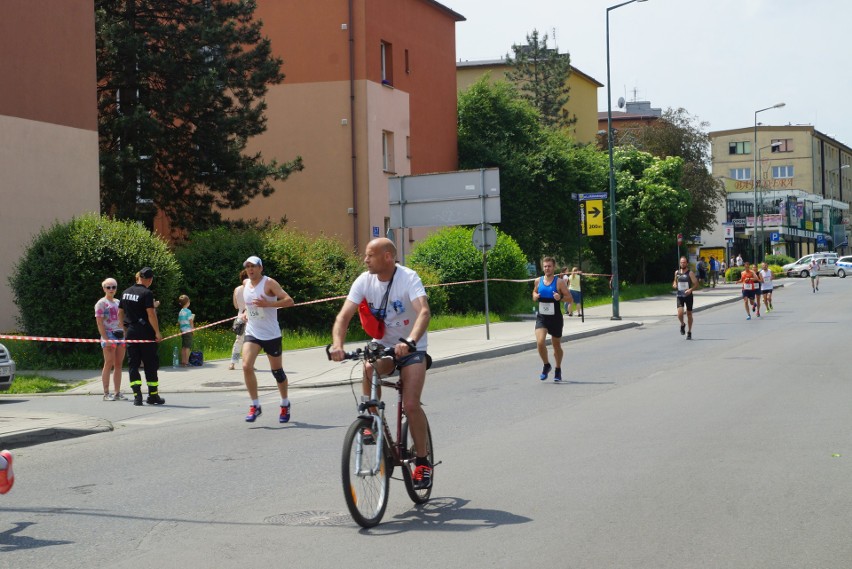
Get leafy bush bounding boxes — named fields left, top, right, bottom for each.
left=408, top=227, right=528, bottom=313
left=174, top=227, right=265, bottom=324
left=261, top=229, right=364, bottom=331
left=765, top=254, right=794, bottom=267
left=9, top=214, right=181, bottom=352
left=409, top=263, right=449, bottom=316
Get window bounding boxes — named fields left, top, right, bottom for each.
left=405, top=49, right=410, bottom=74
left=405, top=136, right=411, bottom=159
left=772, top=165, right=794, bottom=179
left=382, top=130, right=395, bottom=173
left=771, top=138, right=794, bottom=152
left=729, top=168, right=752, bottom=181
left=380, top=41, right=393, bottom=86
left=729, top=141, right=752, bottom=155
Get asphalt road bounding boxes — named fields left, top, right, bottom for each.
left=2, top=278, right=851, bottom=568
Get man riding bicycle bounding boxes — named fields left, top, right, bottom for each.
left=329, top=238, right=433, bottom=489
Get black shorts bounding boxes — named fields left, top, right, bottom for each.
left=742, top=290, right=756, bottom=300
left=535, top=314, right=563, bottom=338
left=676, top=295, right=694, bottom=311
left=244, top=335, right=283, bottom=357
left=181, top=332, right=193, bottom=349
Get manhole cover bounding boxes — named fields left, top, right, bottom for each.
left=265, top=511, right=352, bottom=527
left=200, top=381, right=244, bottom=388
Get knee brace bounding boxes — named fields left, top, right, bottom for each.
left=272, top=368, right=288, bottom=384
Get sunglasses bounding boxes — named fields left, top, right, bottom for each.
left=104, top=285, right=117, bottom=290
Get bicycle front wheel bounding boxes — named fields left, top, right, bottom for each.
left=401, top=415, right=434, bottom=504
left=341, top=417, right=389, bottom=528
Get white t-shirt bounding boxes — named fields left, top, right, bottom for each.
left=758, top=269, right=773, bottom=290
left=347, top=264, right=428, bottom=351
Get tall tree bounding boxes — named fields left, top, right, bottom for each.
left=586, top=147, right=691, bottom=283
left=505, top=29, right=576, bottom=130
left=632, top=107, right=725, bottom=239
left=96, top=0, right=303, bottom=231
left=457, top=77, right=602, bottom=263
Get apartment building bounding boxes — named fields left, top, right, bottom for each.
left=225, top=0, right=465, bottom=252
left=456, top=58, right=603, bottom=145
left=706, top=125, right=851, bottom=261
left=0, top=1, right=99, bottom=331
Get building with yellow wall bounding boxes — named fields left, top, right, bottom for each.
left=456, top=58, right=603, bottom=145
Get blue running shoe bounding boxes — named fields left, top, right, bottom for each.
left=746, top=315, right=751, bottom=321
left=279, top=403, right=291, bottom=423
left=553, top=368, right=562, bottom=382
left=539, top=363, right=552, bottom=381
left=245, top=405, right=262, bottom=422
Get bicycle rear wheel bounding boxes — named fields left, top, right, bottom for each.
left=401, top=415, right=434, bottom=504
left=341, top=417, right=389, bottom=528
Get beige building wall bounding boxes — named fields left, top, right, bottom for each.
left=456, top=60, right=603, bottom=144
left=0, top=1, right=98, bottom=332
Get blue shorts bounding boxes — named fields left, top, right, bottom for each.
left=101, top=329, right=126, bottom=349
left=570, top=290, right=581, bottom=303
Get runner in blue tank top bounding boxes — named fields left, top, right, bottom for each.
left=533, top=256, right=571, bottom=382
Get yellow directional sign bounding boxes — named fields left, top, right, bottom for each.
left=585, top=199, right=604, bottom=236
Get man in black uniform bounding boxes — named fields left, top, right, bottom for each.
left=119, top=267, right=165, bottom=406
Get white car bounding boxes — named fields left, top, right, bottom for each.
left=835, top=256, right=852, bottom=278
left=783, top=253, right=838, bottom=277
left=0, top=343, right=15, bottom=392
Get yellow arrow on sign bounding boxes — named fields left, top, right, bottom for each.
left=585, top=199, right=604, bottom=236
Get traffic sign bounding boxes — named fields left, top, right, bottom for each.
left=578, top=192, right=608, bottom=201
left=585, top=200, right=604, bottom=236
left=472, top=223, right=497, bottom=253
left=677, top=233, right=683, bottom=246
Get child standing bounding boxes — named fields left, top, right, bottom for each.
left=178, top=295, right=195, bottom=367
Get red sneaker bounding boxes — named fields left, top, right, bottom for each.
left=0, top=450, right=14, bottom=494
left=245, top=405, right=262, bottom=422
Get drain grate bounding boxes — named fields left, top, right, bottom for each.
left=265, top=511, right=352, bottom=527
left=200, top=381, right=244, bottom=388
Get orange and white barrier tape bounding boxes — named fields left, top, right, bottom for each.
left=0, top=273, right=613, bottom=344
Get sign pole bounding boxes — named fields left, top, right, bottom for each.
left=480, top=169, right=491, bottom=340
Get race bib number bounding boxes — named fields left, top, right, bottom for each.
left=247, top=304, right=266, bottom=319
left=743, top=282, right=754, bottom=291
left=677, top=281, right=689, bottom=292
left=538, top=302, right=555, bottom=316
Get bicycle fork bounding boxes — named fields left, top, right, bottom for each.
left=354, top=398, right=385, bottom=477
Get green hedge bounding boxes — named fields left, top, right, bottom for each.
left=260, top=229, right=364, bottom=331
left=407, top=227, right=528, bottom=313
left=173, top=227, right=266, bottom=324
left=9, top=214, right=181, bottom=347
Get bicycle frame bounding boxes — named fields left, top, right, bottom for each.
left=354, top=356, right=409, bottom=477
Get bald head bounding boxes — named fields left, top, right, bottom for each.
left=368, top=237, right=397, bottom=258
left=364, top=238, right=397, bottom=277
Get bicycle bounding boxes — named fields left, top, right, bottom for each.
left=327, top=339, right=436, bottom=528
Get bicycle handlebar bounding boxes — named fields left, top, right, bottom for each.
left=326, top=338, right=415, bottom=362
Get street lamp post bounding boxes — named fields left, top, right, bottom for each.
left=606, top=0, right=648, bottom=321
left=757, top=141, right=783, bottom=259
left=753, top=102, right=785, bottom=263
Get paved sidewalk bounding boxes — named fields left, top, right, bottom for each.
left=0, top=284, right=749, bottom=447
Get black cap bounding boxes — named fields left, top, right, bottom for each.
left=139, top=267, right=154, bottom=279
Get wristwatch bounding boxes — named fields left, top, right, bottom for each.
left=406, top=337, right=417, bottom=348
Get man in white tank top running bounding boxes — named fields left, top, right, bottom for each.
left=239, top=256, right=296, bottom=424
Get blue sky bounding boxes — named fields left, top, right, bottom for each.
left=446, top=0, right=852, bottom=145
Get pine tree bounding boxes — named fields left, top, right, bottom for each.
left=505, top=29, right=576, bottom=130
left=96, top=0, right=303, bottom=231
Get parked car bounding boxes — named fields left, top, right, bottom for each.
left=783, top=253, right=838, bottom=277
left=835, top=255, right=852, bottom=278
left=0, top=343, right=15, bottom=392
